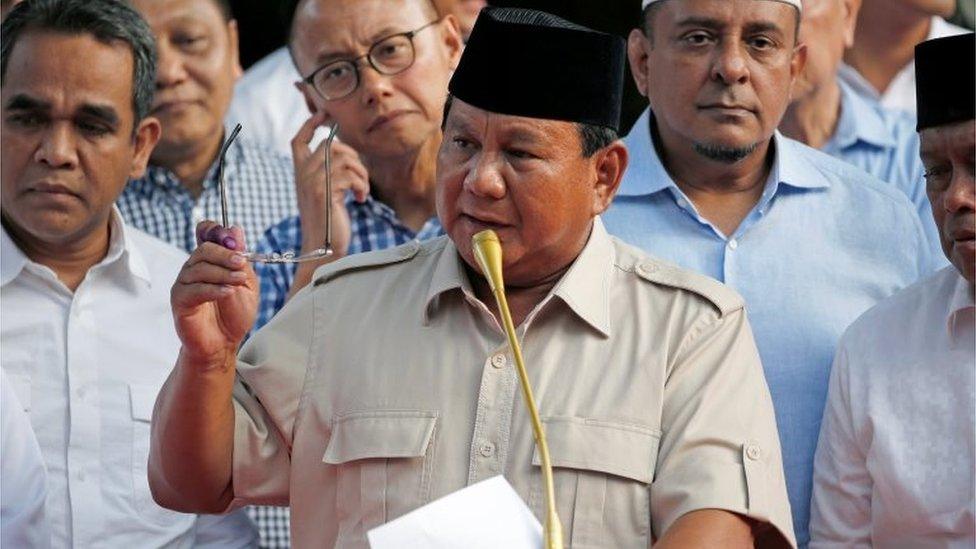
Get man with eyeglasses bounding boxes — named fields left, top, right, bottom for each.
left=117, top=0, right=298, bottom=253
left=250, top=0, right=462, bottom=332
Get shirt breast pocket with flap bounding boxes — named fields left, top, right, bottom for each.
left=530, top=416, right=660, bottom=549
left=323, top=409, right=439, bottom=545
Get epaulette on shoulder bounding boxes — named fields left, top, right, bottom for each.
left=632, top=259, right=744, bottom=317
left=313, top=240, right=422, bottom=287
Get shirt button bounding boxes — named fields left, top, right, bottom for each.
left=745, top=443, right=762, bottom=461
left=76, top=386, right=87, bottom=399
left=676, top=198, right=688, bottom=209
left=76, top=470, right=86, bottom=482
left=727, top=239, right=738, bottom=250
left=491, top=354, right=507, bottom=369
left=479, top=442, right=496, bottom=457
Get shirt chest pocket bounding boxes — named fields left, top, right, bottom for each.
left=322, top=410, right=438, bottom=546
left=530, top=417, right=660, bottom=549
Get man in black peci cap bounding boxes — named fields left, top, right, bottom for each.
left=810, top=33, right=975, bottom=548
left=148, top=7, right=795, bottom=547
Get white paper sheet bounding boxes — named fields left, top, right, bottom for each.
left=367, top=475, right=542, bottom=549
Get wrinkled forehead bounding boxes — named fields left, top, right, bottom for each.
left=445, top=98, right=578, bottom=145
left=291, top=0, right=433, bottom=70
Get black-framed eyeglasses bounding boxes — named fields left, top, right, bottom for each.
left=303, top=19, right=440, bottom=101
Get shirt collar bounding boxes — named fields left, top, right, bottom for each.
left=0, top=207, right=151, bottom=288
left=422, top=219, right=615, bottom=337
left=830, top=78, right=897, bottom=150
left=946, top=269, right=975, bottom=338
left=618, top=108, right=828, bottom=197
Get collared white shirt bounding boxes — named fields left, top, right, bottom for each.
left=838, top=16, right=970, bottom=115
left=1, top=368, right=50, bottom=548
left=810, top=266, right=976, bottom=548
left=0, top=210, right=258, bottom=548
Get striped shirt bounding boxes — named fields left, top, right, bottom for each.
left=117, top=138, right=297, bottom=252
left=253, top=194, right=443, bottom=331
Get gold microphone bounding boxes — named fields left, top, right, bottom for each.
left=472, top=230, right=564, bottom=549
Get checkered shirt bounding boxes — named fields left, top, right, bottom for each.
left=117, top=138, right=297, bottom=252
left=245, top=506, right=291, bottom=548
left=253, top=194, right=444, bottom=330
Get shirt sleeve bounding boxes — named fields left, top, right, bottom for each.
left=808, top=342, right=873, bottom=548
left=227, top=281, right=318, bottom=509
left=651, top=307, right=796, bottom=548
left=1, top=371, right=50, bottom=549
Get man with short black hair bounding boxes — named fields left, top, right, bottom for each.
left=0, top=0, right=256, bottom=545
left=604, top=0, right=941, bottom=544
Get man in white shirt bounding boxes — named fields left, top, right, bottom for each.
left=0, top=0, right=257, bottom=546
left=810, top=33, right=976, bottom=547
left=1, top=369, right=50, bottom=549
left=840, top=0, right=968, bottom=114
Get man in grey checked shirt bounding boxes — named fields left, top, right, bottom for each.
left=117, top=0, right=297, bottom=546
left=117, top=0, right=297, bottom=253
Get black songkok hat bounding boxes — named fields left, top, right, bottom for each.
left=448, top=7, right=626, bottom=132
left=915, top=33, right=975, bottom=131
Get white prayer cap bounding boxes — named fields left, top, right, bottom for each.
left=641, top=0, right=802, bottom=12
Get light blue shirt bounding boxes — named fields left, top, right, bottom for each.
left=822, top=79, right=943, bottom=260
left=603, top=110, right=941, bottom=546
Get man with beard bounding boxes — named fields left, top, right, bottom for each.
left=603, top=0, right=941, bottom=544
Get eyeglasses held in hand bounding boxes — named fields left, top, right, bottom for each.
left=217, top=122, right=341, bottom=264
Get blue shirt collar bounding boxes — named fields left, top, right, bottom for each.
left=619, top=108, right=829, bottom=198
left=829, top=78, right=897, bottom=151
left=130, top=136, right=244, bottom=197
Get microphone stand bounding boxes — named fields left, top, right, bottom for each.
left=472, top=230, right=564, bottom=549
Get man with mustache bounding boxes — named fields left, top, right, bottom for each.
left=148, top=8, right=796, bottom=548
left=117, top=0, right=298, bottom=252
left=602, top=0, right=941, bottom=544
left=811, top=33, right=975, bottom=547
left=0, top=0, right=255, bottom=545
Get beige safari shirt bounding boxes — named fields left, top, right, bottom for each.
left=228, top=219, right=795, bottom=548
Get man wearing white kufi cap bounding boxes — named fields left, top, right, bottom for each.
left=603, top=0, right=941, bottom=545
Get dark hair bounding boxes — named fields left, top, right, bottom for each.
left=442, top=95, right=618, bottom=158
left=211, top=0, right=234, bottom=21
left=1, top=0, right=158, bottom=123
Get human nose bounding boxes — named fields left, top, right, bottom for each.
left=357, top=62, right=395, bottom=107
left=711, top=42, right=750, bottom=85
left=155, top=41, right=189, bottom=89
left=463, top=152, right=507, bottom=200
left=33, top=123, right=79, bottom=169
left=943, top=163, right=976, bottom=214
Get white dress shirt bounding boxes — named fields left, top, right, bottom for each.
left=810, top=266, right=976, bottom=548
left=0, top=210, right=258, bottom=548
left=226, top=47, right=326, bottom=158
left=2, top=368, right=50, bottom=548
left=838, top=16, right=970, bottom=115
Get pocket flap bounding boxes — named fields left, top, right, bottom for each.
left=323, top=410, right=437, bottom=464
left=129, top=383, right=161, bottom=422
left=532, top=417, right=660, bottom=484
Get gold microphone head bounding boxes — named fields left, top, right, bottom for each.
left=471, top=230, right=504, bottom=293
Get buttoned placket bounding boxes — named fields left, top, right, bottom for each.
left=463, top=292, right=519, bottom=486
left=64, top=274, right=104, bottom=545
